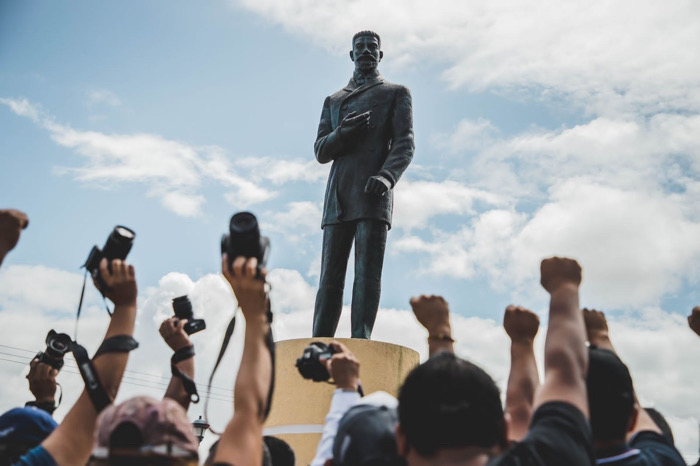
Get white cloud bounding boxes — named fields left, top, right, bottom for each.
left=233, top=0, right=700, bottom=115
left=395, top=180, right=700, bottom=308
left=0, top=264, right=698, bottom=460
left=0, top=98, right=284, bottom=217
left=467, top=114, right=700, bottom=202
left=86, top=90, right=122, bottom=108
left=235, top=157, right=329, bottom=185
left=393, top=180, right=508, bottom=231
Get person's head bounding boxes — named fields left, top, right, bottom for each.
left=586, top=347, right=636, bottom=444
left=0, top=406, right=57, bottom=465
left=644, top=408, right=674, bottom=444
left=89, top=396, right=199, bottom=466
left=350, top=30, right=383, bottom=74
left=396, top=352, right=507, bottom=461
left=204, top=438, right=283, bottom=466
left=330, top=391, right=403, bottom=466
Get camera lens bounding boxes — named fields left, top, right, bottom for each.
left=172, top=295, right=194, bottom=320
left=230, top=212, right=260, bottom=236
left=102, top=225, right=136, bottom=261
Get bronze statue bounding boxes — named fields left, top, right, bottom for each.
left=313, top=30, right=415, bottom=339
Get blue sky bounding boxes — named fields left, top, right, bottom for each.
left=1, top=0, right=699, bottom=461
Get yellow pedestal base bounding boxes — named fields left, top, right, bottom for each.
left=263, top=338, right=419, bottom=465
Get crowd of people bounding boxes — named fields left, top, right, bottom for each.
left=0, top=207, right=698, bottom=466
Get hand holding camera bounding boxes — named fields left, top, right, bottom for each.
left=171, top=296, right=206, bottom=335
left=159, top=317, right=193, bottom=352
left=222, top=255, right=268, bottom=324
left=27, top=358, right=58, bottom=404
left=325, top=342, right=360, bottom=391
left=93, top=257, right=137, bottom=307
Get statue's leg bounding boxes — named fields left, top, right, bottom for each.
left=313, top=223, right=355, bottom=337
left=350, top=220, right=388, bottom=339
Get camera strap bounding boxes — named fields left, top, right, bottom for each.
left=69, top=335, right=139, bottom=413
left=171, top=345, right=199, bottom=403
left=204, top=292, right=275, bottom=435
left=74, top=269, right=113, bottom=340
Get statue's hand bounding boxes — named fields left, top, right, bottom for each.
left=339, top=111, right=371, bottom=140
left=364, top=175, right=391, bottom=196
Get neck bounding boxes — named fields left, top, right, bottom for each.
left=354, top=68, right=379, bottom=80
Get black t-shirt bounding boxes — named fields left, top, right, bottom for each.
left=592, top=431, right=686, bottom=465
left=489, top=401, right=595, bottom=466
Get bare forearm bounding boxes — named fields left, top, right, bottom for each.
left=427, top=323, right=454, bottom=357
left=545, top=285, right=586, bottom=378
left=44, top=303, right=137, bottom=464
left=506, top=342, right=539, bottom=441
left=164, top=358, right=194, bottom=410
left=233, top=317, right=271, bottom=418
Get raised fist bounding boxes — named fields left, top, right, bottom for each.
left=583, top=308, right=609, bottom=342
left=410, top=295, right=451, bottom=335
left=504, top=305, right=540, bottom=345
left=540, top=257, right=581, bottom=294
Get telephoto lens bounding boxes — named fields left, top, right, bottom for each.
left=172, top=295, right=206, bottom=335
left=220, top=212, right=270, bottom=271
left=84, top=225, right=136, bottom=276
left=36, top=330, right=72, bottom=371
left=296, top=342, right=337, bottom=382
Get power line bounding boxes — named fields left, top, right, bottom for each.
left=0, top=343, right=235, bottom=395
left=0, top=356, right=234, bottom=404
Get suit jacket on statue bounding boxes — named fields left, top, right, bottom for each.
left=315, top=73, right=414, bottom=229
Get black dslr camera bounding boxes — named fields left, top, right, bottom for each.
left=84, top=226, right=136, bottom=278
left=221, top=212, right=270, bottom=273
left=172, top=295, right=206, bottom=335
left=295, top=342, right=337, bottom=382
left=36, top=330, right=72, bottom=371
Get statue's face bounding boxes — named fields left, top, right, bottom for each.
left=351, top=35, right=382, bottom=73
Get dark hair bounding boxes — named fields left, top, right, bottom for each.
left=586, top=347, right=635, bottom=443
left=264, top=436, right=295, bottom=466
left=398, top=352, right=506, bottom=457
left=644, top=408, right=674, bottom=444
left=353, top=30, right=381, bottom=48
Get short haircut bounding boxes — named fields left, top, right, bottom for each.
left=353, top=30, right=381, bottom=48
left=398, top=352, right=506, bottom=457
left=644, top=408, right=674, bottom=444
left=586, top=347, right=635, bottom=442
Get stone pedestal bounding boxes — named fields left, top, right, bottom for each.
left=263, top=338, right=419, bottom=465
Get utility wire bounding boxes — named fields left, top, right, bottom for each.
left=0, top=343, right=235, bottom=395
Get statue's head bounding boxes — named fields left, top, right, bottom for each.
left=350, top=30, right=383, bottom=74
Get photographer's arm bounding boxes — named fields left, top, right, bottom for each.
left=42, top=258, right=137, bottom=465
left=689, top=306, right=700, bottom=337
left=311, top=342, right=361, bottom=466
left=582, top=308, right=662, bottom=438
left=25, top=359, right=58, bottom=414
left=410, top=295, right=454, bottom=356
left=503, top=305, right=541, bottom=442
left=0, top=208, right=28, bottom=268
left=214, top=255, right=271, bottom=466
left=160, top=317, right=195, bottom=410
left=534, top=257, right=588, bottom=417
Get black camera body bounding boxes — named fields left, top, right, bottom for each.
left=221, top=212, right=270, bottom=271
left=295, top=342, right=337, bottom=382
left=36, top=330, right=72, bottom=371
left=172, top=295, right=206, bottom=335
left=84, top=225, right=136, bottom=277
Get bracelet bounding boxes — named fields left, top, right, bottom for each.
left=172, top=345, right=195, bottom=365
left=25, top=400, right=56, bottom=415
left=428, top=333, right=455, bottom=343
